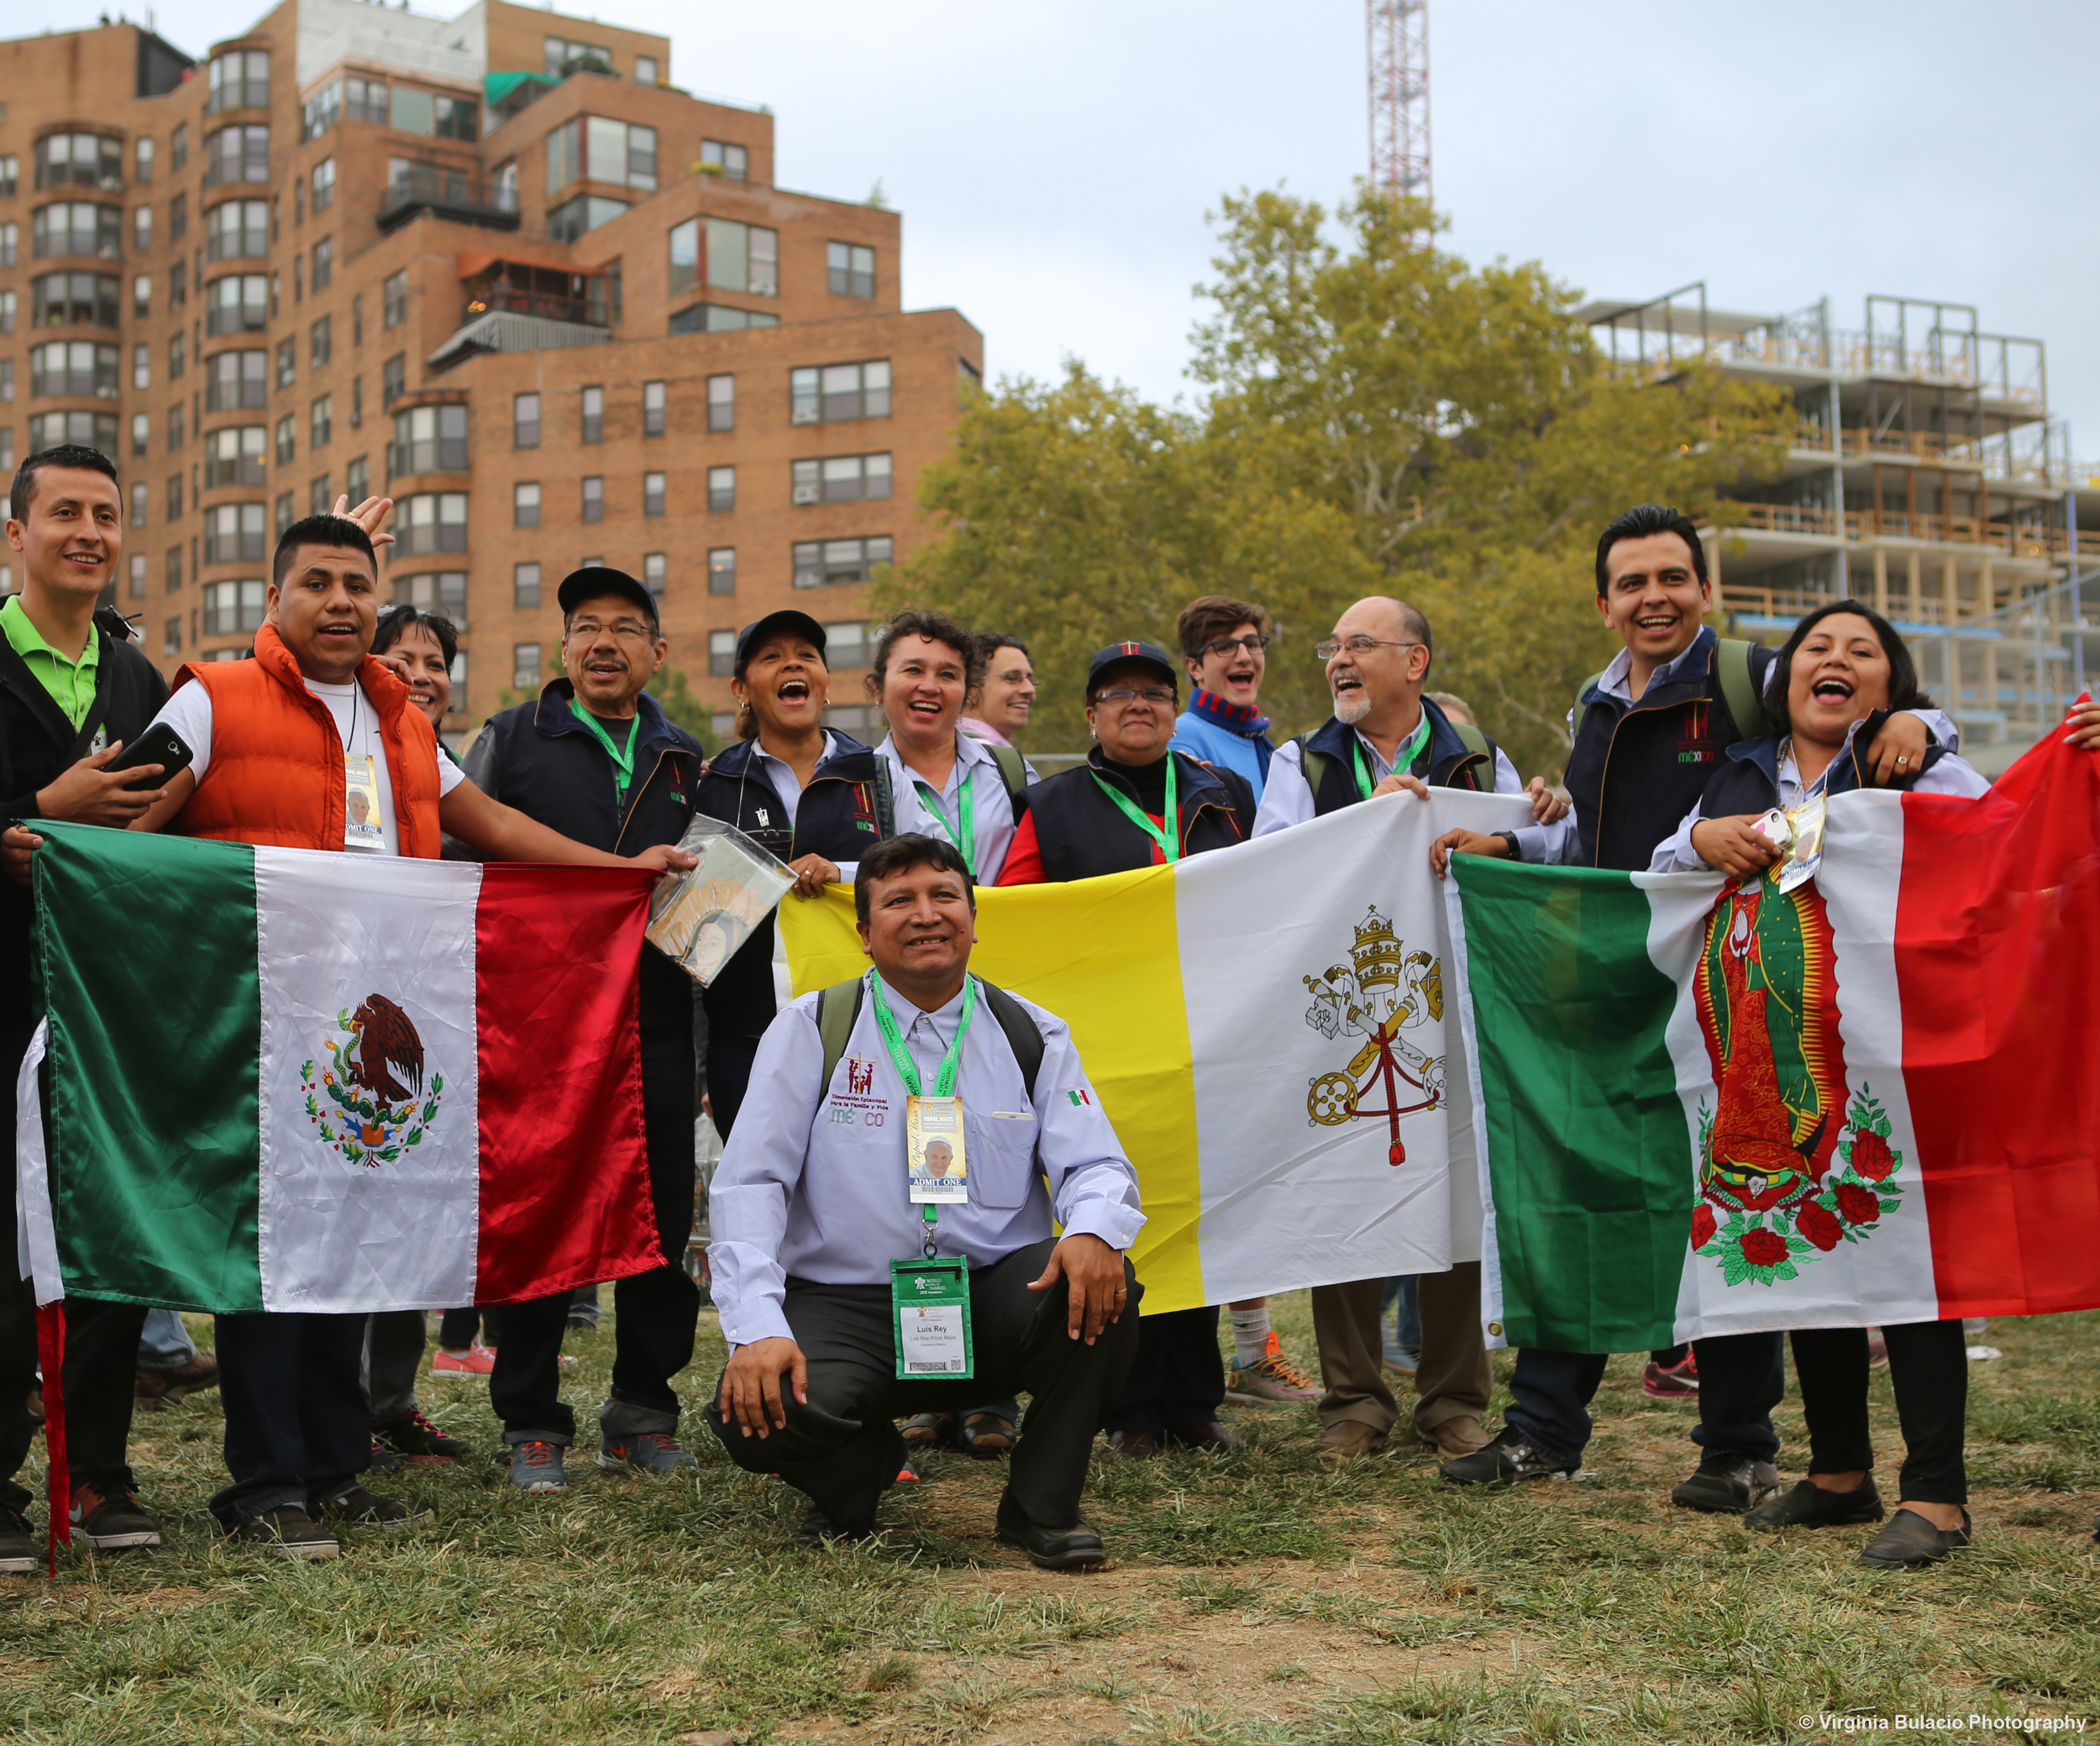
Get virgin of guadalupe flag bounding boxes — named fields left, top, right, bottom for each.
left=1446, top=725, right=2100, bottom=1351
left=17, top=822, right=664, bottom=1314
left=777, top=787, right=1533, bottom=1313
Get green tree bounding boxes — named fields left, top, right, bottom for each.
left=646, top=663, right=715, bottom=752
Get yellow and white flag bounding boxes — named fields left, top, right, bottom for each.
left=780, top=788, right=1530, bottom=1313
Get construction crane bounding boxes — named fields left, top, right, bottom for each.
left=1368, top=0, right=1431, bottom=205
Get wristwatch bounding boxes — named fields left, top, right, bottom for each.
left=1494, top=831, right=1522, bottom=861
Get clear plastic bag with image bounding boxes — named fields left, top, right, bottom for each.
left=644, top=814, right=795, bottom=986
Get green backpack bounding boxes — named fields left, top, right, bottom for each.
left=1577, top=637, right=1765, bottom=738
left=815, top=976, right=1046, bottom=1103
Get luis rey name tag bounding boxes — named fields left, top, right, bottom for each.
left=890, top=1256, right=973, bottom=1379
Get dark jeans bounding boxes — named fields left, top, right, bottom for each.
left=363, top=1310, right=428, bottom=1423
left=708, top=1239, right=1141, bottom=1532
left=1105, top=1305, right=1223, bottom=1434
left=438, top=1307, right=499, bottom=1349
left=210, top=1310, right=370, bottom=1526
left=706, top=1034, right=762, bottom=1139
left=1790, top=1319, right=1968, bottom=1504
left=491, top=1030, right=702, bottom=1444
left=1505, top=1334, right=1783, bottom=1469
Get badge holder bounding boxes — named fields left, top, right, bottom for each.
left=890, top=1213, right=974, bottom=1381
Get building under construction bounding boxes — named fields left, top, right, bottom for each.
left=1582, top=287, right=2097, bottom=774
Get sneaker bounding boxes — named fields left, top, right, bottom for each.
left=134, top=1352, right=219, bottom=1413
left=1641, top=1353, right=1699, bottom=1398
left=0, top=1506, right=36, bottom=1575
left=1226, top=1338, right=1320, bottom=1405
left=1859, top=1506, right=1971, bottom=1569
left=1381, top=1340, right=1420, bottom=1376
left=507, top=1439, right=567, bottom=1492
left=69, top=1483, right=162, bottom=1551
left=1439, top=1424, right=1578, bottom=1485
left=1746, top=1477, right=1886, bottom=1531
left=431, top=1340, right=496, bottom=1378
left=1671, top=1455, right=1781, bottom=1513
left=227, top=1504, right=339, bottom=1560
left=598, top=1431, right=696, bottom=1475
left=318, top=1486, right=431, bottom=1532
left=373, top=1410, right=471, bottom=1464
left=566, top=1309, right=599, bottom=1333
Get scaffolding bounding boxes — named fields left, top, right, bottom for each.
left=1368, top=0, right=1430, bottom=202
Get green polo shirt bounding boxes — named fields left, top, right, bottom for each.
left=0, top=596, right=101, bottom=731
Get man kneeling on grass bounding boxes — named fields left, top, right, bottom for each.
left=705, top=833, right=1143, bottom=1569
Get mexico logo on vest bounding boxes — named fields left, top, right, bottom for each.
left=299, top=994, right=444, bottom=1167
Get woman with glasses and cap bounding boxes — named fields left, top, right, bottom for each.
left=692, top=610, right=890, bottom=1137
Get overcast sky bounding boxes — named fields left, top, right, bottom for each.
left=111, top=0, right=2100, bottom=452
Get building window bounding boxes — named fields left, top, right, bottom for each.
left=512, top=643, right=543, bottom=691
left=169, top=333, right=184, bottom=380
left=382, top=270, right=408, bottom=330
left=717, top=218, right=777, bottom=296
left=202, top=124, right=270, bottom=191
left=169, top=193, right=186, bottom=244
left=581, top=476, right=604, bottom=523
left=134, top=138, right=154, bottom=184
left=643, top=470, right=665, bottom=516
left=791, top=454, right=892, bottom=506
left=275, top=337, right=297, bottom=389
left=274, top=490, right=294, bottom=537
left=132, top=274, right=150, bottom=318
left=130, top=412, right=149, bottom=456
left=344, top=76, right=387, bottom=126
left=164, top=617, right=181, bottom=656
left=544, top=36, right=614, bottom=76
left=309, top=475, right=332, bottom=515
left=514, top=562, right=541, bottom=609
left=707, top=629, right=735, bottom=676
left=206, top=49, right=271, bottom=115
left=514, top=481, right=540, bottom=528
left=310, top=394, right=333, bottom=448
left=513, top=392, right=540, bottom=448
left=643, top=552, right=666, bottom=595
left=276, top=414, right=295, bottom=465
left=30, top=271, right=119, bottom=328
left=382, top=353, right=407, bottom=405
left=547, top=194, right=628, bottom=244
left=669, top=304, right=779, bottom=336
left=204, top=274, right=269, bottom=336
left=828, top=242, right=877, bottom=300
left=171, top=123, right=188, bottom=172
left=31, top=202, right=122, bottom=260
left=133, top=206, right=151, bottom=251
left=0, top=291, right=14, bottom=336
left=635, top=55, right=659, bottom=85
left=202, top=502, right=266, bottom=565
left=791, top=359, right=891, bottom=424
left=707, top=374, right=735, bottom=433
left=202, top=578, right=268, bottom=636
left=302, top=81, right=341, bottom=142
left=34, top=134, right=123, bottom=192
left=311, top=157, right=335, bottom=214
left=126, top=342, right=147, bottom=391
left=383, top=86, right=430, bottom=134
left=641, top=379, right=666, bottom=438
left=668, top=218, right=699, bottom=296
left=311, top=237, right=333, bottom=293
left=0, top=156, right=17, bottom=199
left=203, top=425, right=266, bottom=489
left=168, top=405, right=184, bottom=450
left=433, top=96, right=478, bottom=141
left=392, top=569, right=466, bottom=624
left=553, top=117, right=656, bottom=191
left=388, top=403, right=468, bottom=476
left=580, top=385, right=603, bottom=443
left=0, top=223, right=15, bottom=268
left=707, top=465, right=736, bottom=514
left=699, top=139, right=748, bottom=181
left=29, top=340, right=119, bottom=399
left=823, top=621, right=870, bottom=670
left=310, top=315, right=333, bottom=370
left=346, top=454, right=369, bottom=503
left=167, top=475, right=182, bottom=519
left=793, top=536, right=895, bottom=590
left=129, top=482, right=147, bottom=527
left=398, top=491, right=468, bottom=554
left=708, top=548, right=737, bottom=596
left=165, top=546, right=182, bottom=591
left=493, top=161, right=518, bottom=213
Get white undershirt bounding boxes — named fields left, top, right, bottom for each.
left=150, top=678, right=465, bottom=858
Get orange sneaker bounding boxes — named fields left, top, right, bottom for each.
left=432, top=1340, right=496, bottom=1377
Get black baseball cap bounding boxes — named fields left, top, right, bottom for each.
left=1085, top=639, right=1178, bottom=693
left=557, top=565, right=659, bottom=627
left=735, top=609, right=827, bottom=671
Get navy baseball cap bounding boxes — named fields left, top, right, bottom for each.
left=556, top=565, right=659, bottom=627
left=735, top=610, right=827, bottom=671
left=1085, top=639, right=1178, bottom=692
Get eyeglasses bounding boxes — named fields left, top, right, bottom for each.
left=565, top=618, right=657, bottom=643
left=1314, top=636, right=1423, bottom=661
left=1092, top=685, right=1177, bottom=706
left=1200, top=632, right=1273, bottom=659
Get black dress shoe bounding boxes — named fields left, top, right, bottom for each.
left=994, top=1500, right=1106, bottom=1570
left=1167, top=1419, right=1244, bottom=1453
left=1105, top=1429, right=1160, bottom=1460
left=1671, top=1455, right=1781, bottom=1513
left=1858, top=1506, right=1971, bottom=1568
left=796, top=1506, right=874, bottom=1547
left=1745, top=1478, right=1885, bottom=1531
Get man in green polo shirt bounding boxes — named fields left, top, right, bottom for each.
left=0, top=444, right=181, bottom=1570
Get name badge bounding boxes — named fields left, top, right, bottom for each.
left=889, top=1256, right=973, bottom=1378
left=344, top=750, right=386, bottom=852
left=906, top=1094, right=968, bottom=1203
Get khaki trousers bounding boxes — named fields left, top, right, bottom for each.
left=1310, top=1261, right=1490, bottom=1440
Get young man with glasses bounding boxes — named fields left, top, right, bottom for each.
left=1168, top=596, right=1277, bottom=798
left=1251, top=595, right=1570, bottom=1465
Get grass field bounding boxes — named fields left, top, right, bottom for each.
left=3, top=1295, right=2096, bottom=1743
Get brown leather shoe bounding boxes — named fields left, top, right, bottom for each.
left=1168, top=1419, right=1244, bottom=1453
left=1315, top=1419, right=1387, bottom=1461
left=1424, top=1415, right=1492, bottom=1458
left=1106, top=1429, right=1161, bottom=1460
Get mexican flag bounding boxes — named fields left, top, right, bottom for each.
left=17, top=822, right=664, bottom=1314
left=1446, top=725, right=2100, bottom=1351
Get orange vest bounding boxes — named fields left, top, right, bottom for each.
left=172, top=621, right=445, bottom=858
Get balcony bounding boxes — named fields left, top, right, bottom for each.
left=1731, top=502, right=2073, bottom=559
left=378, top=165, right=519, bottom=236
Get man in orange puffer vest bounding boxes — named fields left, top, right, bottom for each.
left=95, top=511, right=692, bottom=1559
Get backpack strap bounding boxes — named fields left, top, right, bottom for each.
left=986, top=742, right=1028, bottom=796
left=1451, top=722, right=1489, bottom=762
left=816, top=977, right=866, bottom=1095
left=975, top=979, right=1044, bottom=1103
left=1574, top=670, right=1605, bottom=714
left=1294, top=736, right=1331, bottom=802
left=1715, top=637, right=1764, bottom=740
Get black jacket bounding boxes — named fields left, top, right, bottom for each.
left=1294, top=696, right=1499, bottom=818
left=465, top=680, right=704, bottom=1034
left=691, top=730, right=886, bottom=1042
left=1690, top=712, right=1945, bottom=823
left=0, top=619, right=171, bottom=1024
left=1563, top=627, right=1779, bottom=872
left=1016, top=747, right=1255, bottom=881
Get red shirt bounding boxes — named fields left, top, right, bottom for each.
left=996, top=807, right=1169, bottom=885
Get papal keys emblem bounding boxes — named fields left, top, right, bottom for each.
left=299, top=994, right=445, bottom=1168
left=1301, top=907, right=1445, bottom=1164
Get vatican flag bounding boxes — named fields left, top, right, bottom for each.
left=779, top=787, right=1533, bottom=1313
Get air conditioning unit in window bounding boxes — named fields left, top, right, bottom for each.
left=790, top=480, right=819, bottom=506
left=790, top=405, right=819, bottom=425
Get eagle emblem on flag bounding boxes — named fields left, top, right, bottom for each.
left=1300, top=907, right=1445, bottom=1164
left=299, top=994, right=445, bottom=1168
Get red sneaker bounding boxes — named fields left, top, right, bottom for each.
left=432, top=1340, right=496, bottom=1377
left=1642, top=1351, right=1699, bottom=1398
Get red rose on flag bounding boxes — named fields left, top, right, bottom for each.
left=1835, top=1182, right=1881, bottom=1225
left=1740, top=1228, right=1788, bottom=1267
left=1796, top=1201, right=1843, bottom=1252
left=1851, top=1130, right=1895, bottom=1182
left=1692, top=1205, right=1717, bottom=1251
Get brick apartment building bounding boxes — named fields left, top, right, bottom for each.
left=0, top=0, right=983, bottom=742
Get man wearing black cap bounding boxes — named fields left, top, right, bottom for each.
left=693, top=608, right=893, bottom=1135
left=464, top=566, right=707, bottom=1492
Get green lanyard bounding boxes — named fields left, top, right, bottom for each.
left=868, top=970, right=978, bottom=1251
left=912, top=768, right=976, bottom=877
left=574, top=706, right=642, bottom=803
left=1348, top=713, right=1433, bottom=800
left=1089, top=756, right=1180, bottom=864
